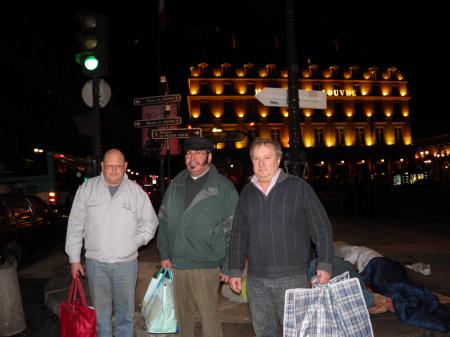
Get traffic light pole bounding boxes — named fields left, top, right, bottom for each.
left=92, top=73, right=102, bottom=175
left=285, top=0, right=306, bottom=178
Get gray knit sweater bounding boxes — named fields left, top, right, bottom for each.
left=228, top=170, right=334, bottom=279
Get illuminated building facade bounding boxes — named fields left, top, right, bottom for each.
left=415, top=134, right=450, bottom=188
left=186, top=63, right=414, bottom=187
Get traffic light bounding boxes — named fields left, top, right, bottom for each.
left=75, top=11, right=108, bottom=77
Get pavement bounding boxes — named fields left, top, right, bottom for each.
left=40, top=214, right=450, bottom=337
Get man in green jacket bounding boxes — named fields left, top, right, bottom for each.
left=157, top=136, right=239, bottom=337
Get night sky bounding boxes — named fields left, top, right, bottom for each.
left=2, top=1, right=448, bottom=166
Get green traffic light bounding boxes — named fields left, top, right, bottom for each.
left=84, top=55, right=99, bottom=71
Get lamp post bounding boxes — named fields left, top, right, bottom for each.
left=285, top=0, right=306, bottom=178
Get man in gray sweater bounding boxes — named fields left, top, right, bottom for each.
left=228, top=138, right=334, bottom=337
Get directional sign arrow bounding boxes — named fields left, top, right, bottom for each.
left=255, top=87, right=327, bottom=109
left=134, top=94, right=181, bottom=106
left=151, top=128, right=202, bottom=140
left=134, top=117, right=182, bottom=128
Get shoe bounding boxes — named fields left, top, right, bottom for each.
left=406, top=262, right=431, bottom=276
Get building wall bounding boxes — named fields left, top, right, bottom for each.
left=186, top=63, right=414, bottom=187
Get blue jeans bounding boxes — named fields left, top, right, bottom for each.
left=86, top=258, right=138, bottom=337
left=247, top=274, right=307, bottom=337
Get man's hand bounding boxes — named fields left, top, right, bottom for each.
left=219, top=273, right=229, bottom=284
left=160, top=259, right=173, bottom=270
left=316, top=270, right=331, bottom=284
left=70, top=262, right=84, bottom=279
left=229, top=277, right=242, bottom=293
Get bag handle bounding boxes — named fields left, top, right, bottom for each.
left=156, top=268, right=173, bottom=288
left=67, top=276, right=88, bottom=307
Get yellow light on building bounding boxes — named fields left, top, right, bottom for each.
left=191, top=111, right=200, bottom=118
left=236, top=68, right=244, bottom=77
left=260, top=111, right=268, bottom=118
left=215, top=88, right=223, bottom=95
left=258, top=68, right=267, bottom=77
left=213, top=68, right=222, bottom=77
left=304, top=109, right=312, bottom=118
left=282, top=110, right=289, bottom=118
left=237, top=84, right=246, bottom=94
left=237, top=112, right=245, bottom=118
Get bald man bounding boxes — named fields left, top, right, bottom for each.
left=65, top=149, right=158, bottom=337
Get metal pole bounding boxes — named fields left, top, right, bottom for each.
left=92, top=73, right=102, bottom=175
left=285, top=0, right=305, bottom=178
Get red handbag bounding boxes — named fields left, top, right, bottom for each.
left=59, top=276, right=96, bottom=337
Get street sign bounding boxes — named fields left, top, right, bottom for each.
left=134, top=94, right=181, bottom=106
left=206, top=131, right=246, bottom=143
left=134, top=117, right=182, bottom=128
left=151, top=128, right=202, bottom=140
left=255, top=87, right=327, bottom=109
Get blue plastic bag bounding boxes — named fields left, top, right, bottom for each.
left=141, top=268, right=177, bottom=334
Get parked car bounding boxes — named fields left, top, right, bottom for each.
left=0, top=194, right=67, bottom=268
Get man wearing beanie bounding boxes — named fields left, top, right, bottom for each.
left=157, top=136, right=239, bottom=337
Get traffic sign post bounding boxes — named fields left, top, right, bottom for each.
left=152, top=128, right=202, bottom=140
left=134, top=117, right=182, bottom=128
left=134, top=94, right=181, bottom=106
left=255, top=87, right=327, bottom=109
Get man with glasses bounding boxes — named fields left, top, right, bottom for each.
left=157, top=136, right=239, bottom=337
left=65, top=148, right=158, bottom=337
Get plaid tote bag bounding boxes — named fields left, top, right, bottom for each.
left=283, top=272, right=374, bottom=337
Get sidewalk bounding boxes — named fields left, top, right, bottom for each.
left=44, top=215, right=450, bottom=336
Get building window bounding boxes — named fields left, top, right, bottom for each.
left=335, top=128, right=345, bottom=146
left=395, top=127, right=404, bottom=145
left=246, top=82, right=255, bottom=95
left=375, top=127, right=385, bottom=145
left=199, top=102, right=210, bottom=118
left=355, top=127, right=365, bottom=145
left=312, top=83, right=322, bottom=91
left=224, top=101, right=234, bottom=115
left=271, top=128, right=281, bottom=142
left=199, top=82, right=210, bottom=95
left=247, top=128, right=260, bottom=139
left=314, top=128, right=324, bottom=146
left=223, top=82, right=233, bottom=95
left=247, top=101, right=257, bottom=116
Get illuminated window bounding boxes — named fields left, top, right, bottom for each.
left=335, top=128, right=345, bottom=146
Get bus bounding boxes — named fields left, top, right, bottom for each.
left=0, top=151, right=94, bottom=207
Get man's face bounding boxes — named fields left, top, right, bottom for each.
left=184, top=150, right=211, bottom=177
left=251, top=144, right=281, bottom=183
left=102, top=151, right=127, bottom=186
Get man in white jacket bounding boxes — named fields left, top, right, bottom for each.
left=65, top=149, right=158, bottom=337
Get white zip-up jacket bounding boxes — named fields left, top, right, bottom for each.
left=65, top=173, right=158, bottom=263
